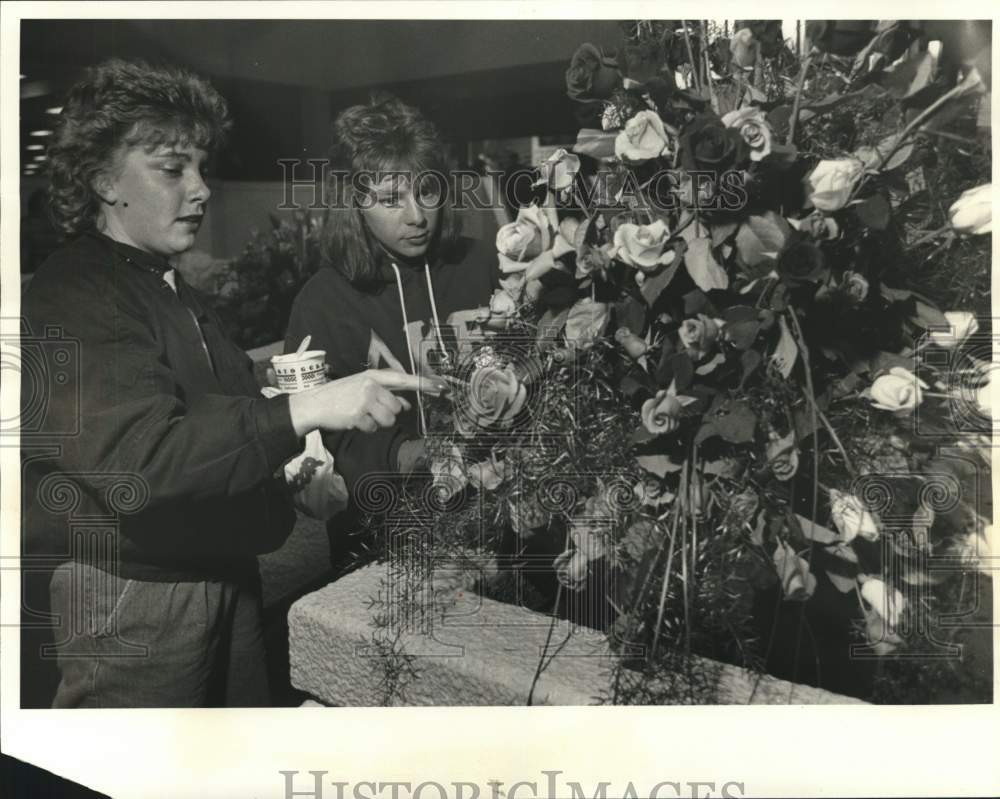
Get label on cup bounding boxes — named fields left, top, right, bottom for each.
left=271, top=350, right=328, bottom=393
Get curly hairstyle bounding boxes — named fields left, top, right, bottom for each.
left=47, top=58, right=232, bottom=238
left=323, top=94, right=461, bottom=286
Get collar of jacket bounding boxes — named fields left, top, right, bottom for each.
left=86, top=230, right=175, bottom=278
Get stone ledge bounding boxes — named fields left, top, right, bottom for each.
left=289, top=563, right=867, bottom=706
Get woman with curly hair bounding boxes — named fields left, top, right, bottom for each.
left=284, top=95, right=498, bottom=573
left=23, top=59, right=429, bottom=707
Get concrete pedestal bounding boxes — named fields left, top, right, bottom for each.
left=289, top=563, right=867, bottom=706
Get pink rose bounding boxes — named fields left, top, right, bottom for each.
left=721, top=107, right=773, bottom=162
left=539, top=148, right=581, bottom=191
left=678, top=314, right=721, bottom=360
left=640, top=388, right=695, bottom=435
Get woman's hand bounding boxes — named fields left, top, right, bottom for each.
left=287, top=369, right=446, bottom=436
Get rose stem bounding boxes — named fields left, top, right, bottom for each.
left=699, top=20, right=717, bottom=112
left=787, top=49, right=815, bottom=146
left=681, top=21, right=701, bottom=95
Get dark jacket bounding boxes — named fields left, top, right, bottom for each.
left=22, top=232, right=300, bottom=582
left=284, top=235, right=497, bottom=500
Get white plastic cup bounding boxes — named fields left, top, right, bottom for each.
left=271, top=350, right=328, bottom=393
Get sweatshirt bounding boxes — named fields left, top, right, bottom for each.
left=284, top=235, right=498, bottom=499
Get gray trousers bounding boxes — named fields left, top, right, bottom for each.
left=48, top=561, right=269, bottom=708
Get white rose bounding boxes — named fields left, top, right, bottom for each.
left=614, top=110, right=670, bottom=163
left=495, top=205, right=552, bottom=271
left=929, top=311, right=979, bottom=349
left=678, top=314, right=721, bottom=360
left=773, top=541, right=817, bottom=601
left=829, top=489, right=880, bottom=543
left=612, top=219, right=674, bottom=272
left=869, top=367, right=928, bottom=413
left=861, top=577, right=905, bottom=627
left=948, top=183, right=992, bottom=235
left=842, top=271, right=869, bottom=302
left=804, top=158, right=865, bottom=212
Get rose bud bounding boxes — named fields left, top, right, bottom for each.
left=869, top=367, right=929, bottom=413
left=829, top=489, right=880, bottom=543
left=730, top=27, right=756, bottom=69
left=929, top=311, right=979, bottom=349
left=614, top=110, right=671, bottom=163
left=842, top=271, right=869, bottom=302
left=539, top=148, right=581, bottom=192
left=615, top=326, right=648, bottom=359
left=803, top=158, right=865, bottom=212
left=678, top=314, right=721, bottom=360
left=773, top=541, right=817, bottom=601
left=612, top=220, right=675, bottom=272
left=640, top=388, right=695, bottom=435
left=553, top=549, right=589, bottom=592
left=765, top=431, right=799, bottom=482
left=948, top=184, right=992, bottom=235
left=860, top=576, right=905, bottom=627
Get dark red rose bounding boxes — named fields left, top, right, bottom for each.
left=679, top=113, right=749, bottom=173
left=566, top=43, right=621, bottom=103
left=777, top=236, right=826, bottom=284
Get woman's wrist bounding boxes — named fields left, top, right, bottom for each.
left=287, top=389, right=320, bottom=438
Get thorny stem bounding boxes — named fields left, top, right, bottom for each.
left=681, top=21, right=701, bottom=95
left=787, top=51, right=815, bottom=146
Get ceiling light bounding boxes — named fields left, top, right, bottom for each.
left=26, top=144, right=44, bottom=151
left=45, top=106, right=63, bottom=115
left=30, top=130, right=53, bottom=137
left=33, top=155, right=48, bottom=162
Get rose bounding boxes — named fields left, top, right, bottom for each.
left=766, top=431, right=799, bottom=482
left=485, top=288, right=518, bottom=331
left=773, top=541, right=817, bottom=601
left=614, top=110, right=671, bottom=163
left=565, top=43, right=621, bottom=103
left=615, top=327, right=648, bottom=359
left=640, top=388, right=695, bottom=435
left=869, top=367, right=929, bottom=412
left=721, top=107, right=773, bottom=162
left=539, top=148, right=581, bottom=192
left=803, top=158, right=865, bottom=211
left=601, top=104, right=624, bottom=131
left=929, top=311, right=979, bottom=349
left=790, top=211, right=839, bottom=241
left=948, top=184, right=992, bottom=235
left=729, top=27, right=756, bottom=69
left=495, top=205, right=552, bottom=271
left=553, top=549, right=589, bottom=592
left=612, top=220, right=674, bottom=272
left=463, top=364, right=528, bottom=429
left=829, top=489, right=880, bottom=543
left=842, top=271, right=869, bottom=302
left=634, top=478, right=675, bottom=512
left=777, top=238, right=826, bottom=283
left=860, top=577, right=905, bottom=627
left=678, top=314, right=721, bottom=360
left=679, top=112, right=748, bottom=172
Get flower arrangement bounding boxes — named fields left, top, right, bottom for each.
left=364, top=21, right=993, bottom=703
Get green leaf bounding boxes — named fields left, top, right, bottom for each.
left=636, top=454, right=682, bottom=478
left=684, top=238, right=729, bottom=292
left=770, top=316, right=797, bottom=378
left=911, top=299, right=948, bottom=329
left=614, top=296, right=647, bottom=337
left=710, top=220, right=740, bottom=248
left=855, top=194, right=892, bottom=230
left=826, top=569, right=858, bottom=594
left=739, top=349, right=761, bottom=387
left=734, top=212, right=791, bottom=267
left=793, top=514, right=840, bottom=545
left=713, top=400, right=757, bottom=444
left=640, top=261, right=681, bottom=307
left=724, top=320, right=762, bottom=351
left=573, top=128, right=618, bottom=160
